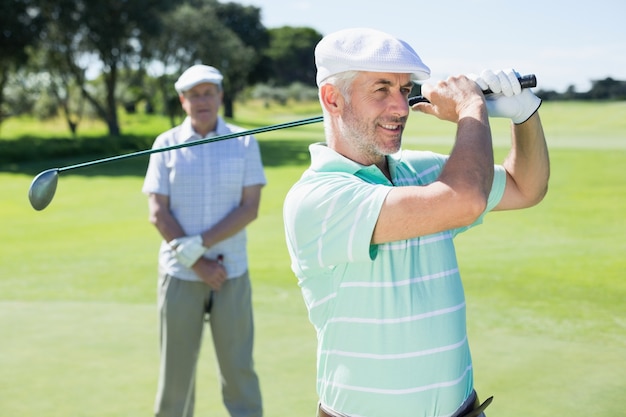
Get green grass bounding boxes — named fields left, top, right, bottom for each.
left=1, top=101, right=625, bottom=416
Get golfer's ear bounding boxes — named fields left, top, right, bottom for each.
left=320, top=84, right=343, bottom=115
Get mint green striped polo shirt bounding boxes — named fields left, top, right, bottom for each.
left=283, top=143, right=506, bottom=417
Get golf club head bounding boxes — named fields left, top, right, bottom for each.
left=28, top=169, right=59, bottom=211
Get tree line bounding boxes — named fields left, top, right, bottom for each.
left=2, top=0, right=624, bottom=138
left=1, top=0, right=322, bottom=137
left=537, top=77, right=626, bottom=102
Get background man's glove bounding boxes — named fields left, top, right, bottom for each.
left=469, top=68, right=542, bottom=124
left=168, top=235, right=206, bottom=268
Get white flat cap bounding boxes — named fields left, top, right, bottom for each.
left=315, top=28, right=430, bottom=86
left=174, top=65, right=223, bottom=93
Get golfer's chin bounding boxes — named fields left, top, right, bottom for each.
left=379, top=138, right=402, bottom=155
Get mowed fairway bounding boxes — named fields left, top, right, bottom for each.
left=1, top=101, right=625, bottom=416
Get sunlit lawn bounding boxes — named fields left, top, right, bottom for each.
left=1, top=100, right=625, bottom=416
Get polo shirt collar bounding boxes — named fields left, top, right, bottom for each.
left=309, top=142, right=402, bottom=184
left=180, top=116, right=228, bottom=142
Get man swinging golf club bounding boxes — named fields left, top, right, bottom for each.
left=283, top=27, right=549, bottom=417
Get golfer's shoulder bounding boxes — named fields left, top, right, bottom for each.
left=287, top=170, right=373, bottom=207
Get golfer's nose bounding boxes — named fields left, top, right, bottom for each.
left=391, top=90, right=410, bottom=117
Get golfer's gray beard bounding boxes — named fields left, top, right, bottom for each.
left=341, top=104, right=402, bottom=160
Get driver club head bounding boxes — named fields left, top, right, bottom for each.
left=28, top=169, right=59, bottom=211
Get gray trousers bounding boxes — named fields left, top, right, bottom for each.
left=154, top=271, right=263, bottom=417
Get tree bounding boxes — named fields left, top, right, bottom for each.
left=143, top=0, right=244, bottom=123
left=215, top=1, right=269, bottom=117
left=25, top=35, right=88, bottom=136
left=263, top=27, right=322, bottom=87
left=587, top=77, right=626, bottom=100
left=0, top=0, right=43, bottom=128
left=38, top=0, right=177, bottom=137
left=144, top=0, right=266, bottom=120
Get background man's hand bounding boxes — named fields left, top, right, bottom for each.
left=192, top=257, right=227, bottom=290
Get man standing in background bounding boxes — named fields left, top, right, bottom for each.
left=143, top=64, right=265, bottom=417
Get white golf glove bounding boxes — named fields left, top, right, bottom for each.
left=168, top=235, right=206, bottom=268
left=469, top=68, right=542, bottom=124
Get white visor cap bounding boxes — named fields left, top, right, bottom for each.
left=174, top=65, right=224, bottom=94
left=315, top=28, right=430, bottom=86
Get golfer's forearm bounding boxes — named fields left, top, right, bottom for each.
left=504, top=113, right=550, bottom=205
left=443, top=114, right=494, bottom=199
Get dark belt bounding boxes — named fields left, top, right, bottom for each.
left=317, top=392, right=493, bottom=417
left=452, top=391, right=493, bottom=417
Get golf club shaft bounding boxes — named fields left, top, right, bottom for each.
left=56, top=115, right=324, bottom=173
left=408, top=74, right=537, bottom=106
left=51, top=73, right=535, bottom=173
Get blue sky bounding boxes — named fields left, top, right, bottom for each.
left=239, top=0, right=626, bottom=93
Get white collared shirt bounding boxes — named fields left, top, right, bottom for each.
left=143, top=116, right=266, bottom=280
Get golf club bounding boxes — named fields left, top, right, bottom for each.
left=408, top=74, right=537, bottom=106
left=28, top=115, right=324, bottom=211
left=28, top=74, right=536, bottom=211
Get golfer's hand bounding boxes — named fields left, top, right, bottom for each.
left=192, top=257, right=227, bottom=291
left=469, top=68, right=542, bottom=124
left=413, top=75, right=486, bottom=122
left=169, top=235, right=206, bottom=268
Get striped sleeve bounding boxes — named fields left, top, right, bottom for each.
left=284, top=172, right=390, bottom=272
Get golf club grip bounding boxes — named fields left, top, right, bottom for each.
left=408, top=73, right=536, bottom=106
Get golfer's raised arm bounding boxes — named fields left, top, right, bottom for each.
left=465, top=68, right=549, bottom=211
left=495, top=113, right=549, bottom=210
left=373, top=76, right=494, bottom=243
